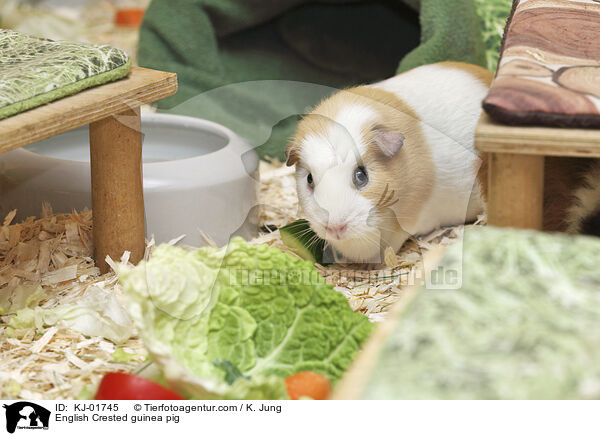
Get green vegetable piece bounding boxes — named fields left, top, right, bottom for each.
left=224, top=374, right=288, bottom=400
left=213, top=360, right=248, bottom=385
left=77, top=384, right=97, bottom=400
left=118, top=237, right=373, bottom=400
left=279, top=219, right=326, bottom=264
left=112, top=347, right=144, bottom=363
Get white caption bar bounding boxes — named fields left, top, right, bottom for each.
left=1, top=400, right=597, bottom=436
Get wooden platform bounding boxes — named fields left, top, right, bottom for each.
left=0, top=66, right=178, bottom=272
left=0, top=67, right=177, bottom=152
left=475, top=114, right=600, bottom=230
left=476, top=0, right=600, bottom=230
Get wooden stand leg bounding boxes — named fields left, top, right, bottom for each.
left=487, top=153, right=544, bottom=230
left=90, top=107, right=145, bottom=273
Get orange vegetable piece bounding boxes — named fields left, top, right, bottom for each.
left=115, top=8, right=145, bottom=27
left=285, top=371, right=331, bottom=400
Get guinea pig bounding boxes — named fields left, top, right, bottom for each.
left=285, top=62, right=493, bottom=263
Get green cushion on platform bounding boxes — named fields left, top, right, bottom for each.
left=0, top=29, right=131, bottom=120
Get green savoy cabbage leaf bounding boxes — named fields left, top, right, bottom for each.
left=224, top=374, right=288, bottom=400
left=118, top=237, right=373, bottom=399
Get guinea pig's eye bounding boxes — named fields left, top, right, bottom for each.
left=353, top=166, right=369, bottom=189
left=307, top=172, right=314, bottom=189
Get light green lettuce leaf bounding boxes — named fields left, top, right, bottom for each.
left=112, top=347, right=146, bottom=363
left=118, top=237, right=373, bottom=399
left=0, top=284, right=46, bottom=315
left=7, top=287, right=132, bottom=344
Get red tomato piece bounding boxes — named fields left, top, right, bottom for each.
left=94, top=372, right=184, bottom=400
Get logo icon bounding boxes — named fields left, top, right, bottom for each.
left=3, top=402, right=50, bottom=434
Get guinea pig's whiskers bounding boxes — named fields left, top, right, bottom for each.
left=293, top=227, right=319, bottom=240
left=284, top=221, right=311, bottom=230
left=354, top=231, right=380, bottom=246
left=376, top=185, right=390, bottom=208
left=305, top=235, right=322, bottom=250
left=383, top=198, right=399, bottom=208
left=376, top=184, right=398, bottom=209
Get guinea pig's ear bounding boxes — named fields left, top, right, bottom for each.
left=372, top=126, right=405, bottom=158
left=285, top=141, right=300, bottom=166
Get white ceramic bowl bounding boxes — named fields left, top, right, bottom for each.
left=0, top=114, right=259, bottom=246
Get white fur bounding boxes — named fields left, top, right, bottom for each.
left=372, top=64, right=488, bottom=236
left=296, top=104, right=385, bottom=261
left=297, top=63, right=489, bottom=263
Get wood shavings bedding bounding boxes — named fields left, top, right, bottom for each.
left=0, top=204, right=147, bottom=400
left=0, top=160, right=481, bottom=399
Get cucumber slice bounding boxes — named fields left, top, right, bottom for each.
left=279, top=219, right=326, bottom=264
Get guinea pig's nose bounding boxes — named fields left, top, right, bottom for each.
left=325, top=223, right=348, bottom=239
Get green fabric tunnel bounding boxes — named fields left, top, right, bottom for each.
left=138, top=0, right=492, bottom=160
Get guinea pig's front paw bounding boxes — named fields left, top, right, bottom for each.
left=357, top=261, right=385, bottom=271
left=327, top=259, right=384, bottom=271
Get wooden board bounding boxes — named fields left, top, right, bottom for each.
left=475, top=113, right=600, bottom=157
left=0, top=66, right=177, bottom=152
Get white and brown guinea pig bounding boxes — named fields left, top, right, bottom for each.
left=286, top=62, right=493, bottom=263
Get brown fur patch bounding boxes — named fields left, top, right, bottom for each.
left=543, top=157, right=596, bottom=231
left=285, top=143, right=300, bottom=166
left=352, top=87, right=435, bottom=232
left=286, top=113, right=333, bottom=166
